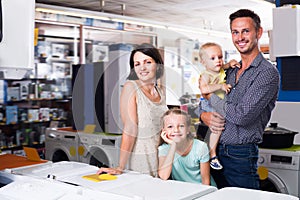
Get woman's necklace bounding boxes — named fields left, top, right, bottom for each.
left=140, top=84, right=160, bottom=102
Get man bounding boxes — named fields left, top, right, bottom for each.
left=199, top=9, right=280, bottom=189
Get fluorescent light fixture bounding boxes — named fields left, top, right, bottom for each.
left=35, top=7, right=111, bottom=21
left=111, top=18, right=166, bottom=29
left=35, top=3, right=229, bottom=38
left=36, top=4, right=113, bottom=21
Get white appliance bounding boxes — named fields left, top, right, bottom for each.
left=0, top=169, right=132, bottom=200
left=0, top=180, right=133, bottom=200
left=78, top=132, right=121, bottom=168
left=272, top=6, right=300, bottom=57
left=198, top=187, right=298, bottom=200
left=258, top=148, right=300, bottom=198
left=45, top=128, right=80, bottom=162
left=1, top=161, right=217, bottom=200
left=104, top=176, right=217, bottom=200
left=0, top=0, right=35, bottom=79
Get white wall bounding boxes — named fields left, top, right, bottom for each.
left=155, top=27, right=234, bottom=51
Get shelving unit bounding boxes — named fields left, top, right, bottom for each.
left=0, top=11, right=158, bottom=154
left=0, top=92, right=72, bottom=157
left=0, top=20, right=77, bottom=154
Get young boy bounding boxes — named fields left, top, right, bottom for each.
left=198, top=42, right=239, bottom=170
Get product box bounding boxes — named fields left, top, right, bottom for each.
left=50, top=108, right=59, bottom=120
left=12, top=80, right=31, bottom=100
left=37, top=63, right=52, bottom=79
left=35, top=41, right=51, bottom=58
left=28, top=109, right=39, bottom=122
left=51, top=43, right=69, bottom=59
left=6, top=105, right=18, bottom=124
left=15, top=130, right=25, bottom=146
left=39, top=107, right=50, bottom=121
left=0, top=105, right=5, bottom=124
left=19, top=108, right=28, bottom=122
left=0, top=80, right=6, bottom=104
left=7, top=86, right=20, bottom=101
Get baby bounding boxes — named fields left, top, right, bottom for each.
left=198, top=42, right=239, bottom=170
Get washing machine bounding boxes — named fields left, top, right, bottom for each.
left=77, top=132, right=121, bottom=168
left=258, top=147, right=300, bottom=198
left=45, top=127, right=80, bottom=162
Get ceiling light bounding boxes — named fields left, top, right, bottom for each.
left=35, top=3, right=229, bottom=38
left=36, top=4, right=114, bottom=21
left=111, top=18, right=166, bottom=29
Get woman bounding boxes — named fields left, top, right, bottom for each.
left=97, top=43, right=168, bottom=177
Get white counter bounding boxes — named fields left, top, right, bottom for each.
left=1, top=161, right=299, bottom=200
left=198, top=187, right=299, bottom=200
left=0, top=161, right=217, bottom=200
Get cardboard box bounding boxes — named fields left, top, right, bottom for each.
left=39, top=107, right=50, bottom=121
left=19, top=108, right=28, bottom=122
left=7, top=87, right=20, bottom=101
left=28, top=109, right=39, bottom=122
left=6, top=105, right=18, bottom=124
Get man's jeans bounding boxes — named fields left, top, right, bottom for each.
left=212, top=143, right=260, bottom=189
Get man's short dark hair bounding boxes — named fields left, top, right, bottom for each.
left=229, top=9, right=261, bottom=31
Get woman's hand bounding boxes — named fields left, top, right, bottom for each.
left=96, top=166, right=123, bottom=175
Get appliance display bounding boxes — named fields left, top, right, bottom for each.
left=199, top=187, right=298, bottom=200
left=77, top=132, right=121, bottom=168
left=0, top=162, right=131, bottom=200
left=258, top=147, right=300, bottom=198
left=45, top=128, right=80, bottom=162
left=0, top=161, right=217, bottom=200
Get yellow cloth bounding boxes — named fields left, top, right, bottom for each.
left=82, top=174, right=117, bottom=182
left=200, top=68, right=226, bottom=99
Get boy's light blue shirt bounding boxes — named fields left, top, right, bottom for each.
left=158, top=139, right=217, bottom=187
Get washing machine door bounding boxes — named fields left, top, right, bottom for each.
left=51, top=148, right=70, bottom=162
left=87, top=147, right=110, bottom=168
left=260, top=170, right=288, bottom=194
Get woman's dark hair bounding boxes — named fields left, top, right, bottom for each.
left=127, top=43, right=164, bottom=80
left=229, top=9, right=261, bottom=32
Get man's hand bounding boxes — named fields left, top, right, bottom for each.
left=200, top=111, right=225, bottom=134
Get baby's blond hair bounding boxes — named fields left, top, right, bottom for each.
left=199, top=42, right=222, bottom=62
